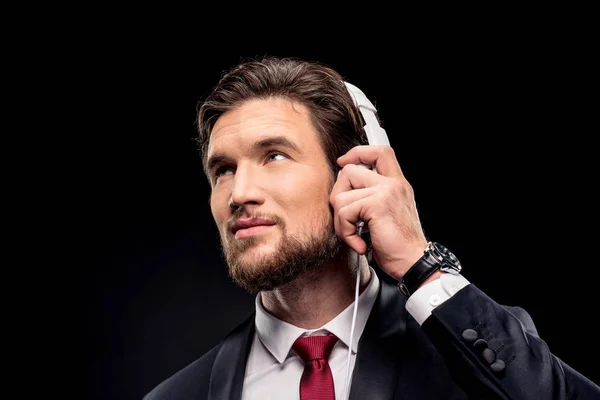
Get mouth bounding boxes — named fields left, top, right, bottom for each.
left=234, top=224, right=276, bottom=239
left=231, top=217, right=277, bottom=238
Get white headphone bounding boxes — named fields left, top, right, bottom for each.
left=344, top=81, right=390, bottom=149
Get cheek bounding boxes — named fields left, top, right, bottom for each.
left=210, top=191, right=227, bottom=226
left=279, top=171, right=328, bottom=203
left=276, top=172, right=332, bottom=223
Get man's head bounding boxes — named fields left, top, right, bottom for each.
left=197, top=56, right=372, bottom=293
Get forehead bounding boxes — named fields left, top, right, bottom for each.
left=207, top=97, right=319, bottom=155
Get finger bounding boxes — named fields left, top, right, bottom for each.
left=335, top=198, right=370, bottom=254
left=337, top=145, right=404, bottom=178
left=329, top=164, right=384, bottom=203
left=330, top=187, right=375, bottom=211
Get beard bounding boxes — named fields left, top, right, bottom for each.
left=220, top=209, right=344, bottom=294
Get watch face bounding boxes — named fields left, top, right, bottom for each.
left=432, top=242, right=462, bottom=274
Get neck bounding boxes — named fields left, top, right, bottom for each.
left=260, top=252, right=372, bottom=330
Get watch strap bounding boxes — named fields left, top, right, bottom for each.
left=398, top=243, right=442, bottom=297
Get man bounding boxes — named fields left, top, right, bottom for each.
left=144, top=56, right=599, bottom=399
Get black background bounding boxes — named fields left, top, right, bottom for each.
left=74, top=14, right=599, bottom=400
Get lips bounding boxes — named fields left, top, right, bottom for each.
left=231, top=217, right=276, bottom=234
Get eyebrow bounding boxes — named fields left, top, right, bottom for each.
left=207, top=136, right=302, bottom=175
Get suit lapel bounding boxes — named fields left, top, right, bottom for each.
left=349, top=274, right=409, bottom=400
left=205, top=274, right=412, bottom=400
left=208, top=313, right=255, bottom=400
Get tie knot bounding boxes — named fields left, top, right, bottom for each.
left=292, top=333, right=338, bottom=362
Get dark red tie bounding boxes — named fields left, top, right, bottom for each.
left=292, top=333, right=339, bottom=400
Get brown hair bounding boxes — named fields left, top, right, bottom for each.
left=196, top=56, right=375, bottom=183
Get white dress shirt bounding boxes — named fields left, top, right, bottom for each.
left=241, top=262, right=470, bottom=400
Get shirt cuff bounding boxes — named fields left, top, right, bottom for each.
left=405, top=273, right=470, bottom=325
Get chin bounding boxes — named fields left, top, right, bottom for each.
left=222, top=217, right=341, bottom=294
left=238, top=243, right=278, bottom=264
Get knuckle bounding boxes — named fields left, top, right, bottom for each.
left=338, top=204, right=352, bottom=222
left=381, top=145, right=395, bottom=158
left=402, top=179, right=414, bottom=195
left=384, top=179, right=411, bottom=201
left=391, top=177, right=409, bottom=192
left=332, top=193, right=341, bottom=209
left=379, top=145, right=390, bottom=154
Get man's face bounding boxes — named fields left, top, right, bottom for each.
left=207, top=97, right=343, bottom=293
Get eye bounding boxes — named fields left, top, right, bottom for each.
left=213, top=153, right=287, bottom=183
left=267, top=152, right=287, bottom=162
left=214, top=166, right=233, bottom=179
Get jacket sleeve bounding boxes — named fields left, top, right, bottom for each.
left=421, top=284, right=600, bottom=400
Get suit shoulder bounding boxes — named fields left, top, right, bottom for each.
left=142, top=313, right=255, bottom=400
left=142, top=343, right=222, bottom=400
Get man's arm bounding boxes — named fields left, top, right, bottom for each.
left=407, top=274, right=600, bottom=399
left=332, top=145, right=599, bottom=398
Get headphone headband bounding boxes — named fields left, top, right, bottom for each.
left=344, top=81, right=390, bottom=146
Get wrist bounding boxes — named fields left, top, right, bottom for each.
left=397, top=242, right=462, bottom=298
left=388, top=243, right=428, bottom=281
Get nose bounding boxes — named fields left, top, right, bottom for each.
left=228, top=165, right=265, bottom=211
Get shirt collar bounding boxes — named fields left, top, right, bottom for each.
left=254, top=264, right=380, bottom=364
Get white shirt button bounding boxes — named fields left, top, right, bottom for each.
left=429, top=294, right=442, bottom=306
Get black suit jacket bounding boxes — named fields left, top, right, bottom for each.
left=144, top=273, right=600, bottom=399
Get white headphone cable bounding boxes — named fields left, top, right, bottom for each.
left=342, top=221, right=364, bottom=400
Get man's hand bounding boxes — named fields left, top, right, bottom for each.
left=330, top=145, right=428, bottom=281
